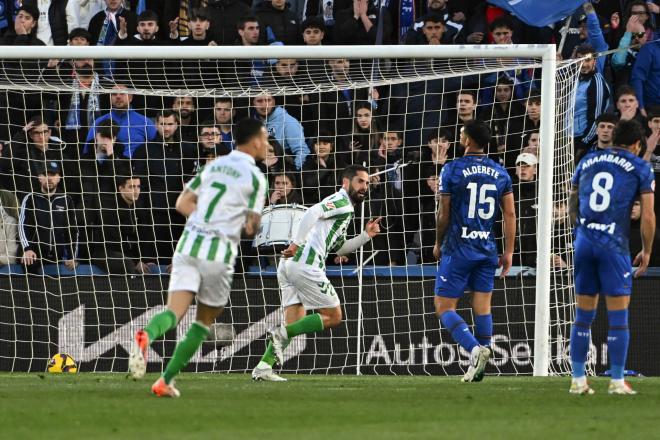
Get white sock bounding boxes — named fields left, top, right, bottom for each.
left=256, top=361, right=271, bottom=370
left=572, top=376, right=587, bottom=386
left=611, top=378, right=625, bottom=387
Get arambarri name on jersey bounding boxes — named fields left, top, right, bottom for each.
left=572, top=148, right=655, bottom=254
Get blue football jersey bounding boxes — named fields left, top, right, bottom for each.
left=439, top=154, right=513, bottom=259
left=572, top=147, right=655, bottom=254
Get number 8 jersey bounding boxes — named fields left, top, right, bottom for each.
left=439, top=153, right=512, bottom=259
left=177, top=150, right=268, bottom=262
left=572, top=147, right=655, bottom=254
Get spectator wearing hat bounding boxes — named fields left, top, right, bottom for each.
left=18, top=160, right=78, bottom=274
left=512, top=152, right=537, bottom=267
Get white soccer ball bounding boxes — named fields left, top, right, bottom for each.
left=208, top=322, right=235, bottom=347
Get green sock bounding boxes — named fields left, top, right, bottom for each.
left=260, top=342, right=278, bottom=367
left=162, top=321, right=209, bottom=384
left=260, top=339, right=292, bottom=367
left=285, top=313, right=324, bottom=338
left=143, top=309, right=177, bottom=342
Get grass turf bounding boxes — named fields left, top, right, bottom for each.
left=1, top=374, right=659, bottom=439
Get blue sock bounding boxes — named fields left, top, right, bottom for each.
left=440, top=311, right=479, bottom=353
left=570, top=308, right=596, bottom=378
left=474, top=314, right=493, bottom=346
left=607, top=309, right=629, bottom=380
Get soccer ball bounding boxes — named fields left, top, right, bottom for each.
left=47, top=353, right=78, bottom=373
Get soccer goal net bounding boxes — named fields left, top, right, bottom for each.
left=0, top=45, right=582, bottom=376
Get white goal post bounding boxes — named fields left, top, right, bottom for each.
left=0, top=44, right=578, bottom=377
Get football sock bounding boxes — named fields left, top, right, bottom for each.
left=162, top=321, right=209, bottom=384
left=474, top=314, right=493, bottom=346
left=143, top=309, right=177, bottom=342
left=570, top=307, right=596, bottom=378
left=261, top=343, right=278, bottom=367
left=607, top=309, right=629, bottom=381
left=285, top=313, right=324, bottom=338
left=440, top=311, right=479, bottom=353
left=260, top=339, right=292, bottom=367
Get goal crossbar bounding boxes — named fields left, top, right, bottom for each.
left=1, top=44, right=556, bottom=60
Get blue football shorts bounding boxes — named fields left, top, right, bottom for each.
left=434, top=254, right=499, bottom=298
left=574, top=235, right=632, bottom=296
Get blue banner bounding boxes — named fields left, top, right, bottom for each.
left=487, top=0, right=585, bottom=27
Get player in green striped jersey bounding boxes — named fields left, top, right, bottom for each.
left=129, top=119, right=269, bottom=397
left=253, top=164, right=382, bottom=381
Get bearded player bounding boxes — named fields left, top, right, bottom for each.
left=252, top=164, right=381, bottom=381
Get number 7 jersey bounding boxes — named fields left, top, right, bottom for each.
left=177, top=150, right=268, bottom=261
left=439, top=154, right=512, bottom=259
left=572, top=147, right=655, bottom=254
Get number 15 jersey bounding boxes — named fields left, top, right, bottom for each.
left=572, top=147, right=655, bottom=255
left=439, top=154, right=512, bottom=260
left=177, top=150, right=268, bottom=262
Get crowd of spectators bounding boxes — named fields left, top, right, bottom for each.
left=0, top=0, right=659, bottom=273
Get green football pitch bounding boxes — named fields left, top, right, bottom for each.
left=1, top=374, right=659, bottom=439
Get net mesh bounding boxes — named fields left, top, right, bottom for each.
left=0, top=50, right=582, bottom=375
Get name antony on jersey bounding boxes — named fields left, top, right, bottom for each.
left=206, top=164, right=242, bottom=179
left=580, top=153, right=635, bottom=173
left=462, top=165, right=501, bottom=179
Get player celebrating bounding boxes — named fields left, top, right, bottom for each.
left=129, top=118, right=269, bottom=397
left=568, top=119, right=655, bottom=395
left=252, top=164, right=381, bottom=381
left=434, top=120, right=516, bottom=383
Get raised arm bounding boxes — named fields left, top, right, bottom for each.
left=335, top=217, right=382, bottom=256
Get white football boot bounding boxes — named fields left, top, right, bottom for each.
left=569, top=378, right=595, bottom=395
left=462, top=346, right=491, bottom=383
left=252, top=361, right=287, bottom=382
left=608, top=380, right=637, bottom=395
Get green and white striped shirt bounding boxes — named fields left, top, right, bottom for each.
left=176, top=150, right=267, bottom=263
left=292, top=189, right=354, bottom=268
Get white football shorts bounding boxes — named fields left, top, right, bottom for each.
left=278, top=258, right=340, bottom=310
left=168, top=252, right=234, bottom=307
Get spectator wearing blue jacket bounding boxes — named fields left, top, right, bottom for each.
left=252, top=92, right=309, bottom=169
left=84, top=84, right=157, bottom=158
left=631, top=39, right=660, bottom=116
left=572, top=43, right=611, bottom=156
